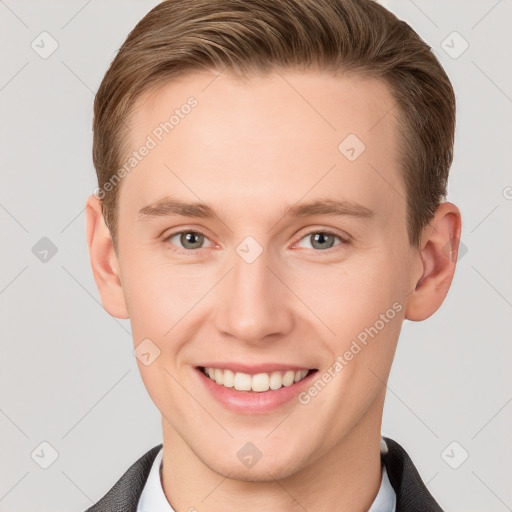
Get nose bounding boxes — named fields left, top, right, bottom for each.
left=213, top=245, right=294, bottom=345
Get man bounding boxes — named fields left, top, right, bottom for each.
left=84, top=0, right=461, bottom=510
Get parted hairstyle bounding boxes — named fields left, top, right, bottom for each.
left=92, top=0, right=456, bottom=251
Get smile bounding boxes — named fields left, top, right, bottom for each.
left=199, top=366, right=314, bottom=393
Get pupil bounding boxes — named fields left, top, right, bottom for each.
left=182, top=232, right=203, bottom=249
left=312, top=233, right=333, bottom=250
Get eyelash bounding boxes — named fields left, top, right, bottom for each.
left=162, top=228, right=350, bottom=256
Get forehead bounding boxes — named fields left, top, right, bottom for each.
left=119, top=68, right=404, bottom=229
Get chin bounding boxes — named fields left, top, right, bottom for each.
left=204, top=450, right=305, bottom=482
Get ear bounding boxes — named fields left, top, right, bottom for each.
left=85, top=194, right=129, bottom=319
left=404, top=202, right=462, bottom=321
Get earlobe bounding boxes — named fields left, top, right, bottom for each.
left=404, top=202, right=462, bottom=322
left=85, top=194, right=129, bottom=319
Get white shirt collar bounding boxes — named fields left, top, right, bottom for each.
left=136, top=446, right=172, bottom=512
left=137, top=438, right=396, bottom=512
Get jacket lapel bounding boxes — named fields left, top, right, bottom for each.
left=84, top=444, right=162, bottom=512
left=382, top=436, right=444, bottom=512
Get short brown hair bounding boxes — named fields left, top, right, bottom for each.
left=92, top=0, right=455, bottom=251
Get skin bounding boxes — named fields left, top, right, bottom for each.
left=86, top=69, right=461, bottom=512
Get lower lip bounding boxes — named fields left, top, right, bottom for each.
left=195, top=367, right=317, bottom=414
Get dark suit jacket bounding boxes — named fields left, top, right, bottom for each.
left=84, top=436, right=443, bottom=511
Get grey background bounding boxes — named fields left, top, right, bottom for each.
left=0, top=0, right=511, bottom=511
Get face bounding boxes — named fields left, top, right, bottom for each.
left=97, top=69, right=424, bottom=480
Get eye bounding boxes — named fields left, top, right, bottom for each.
left=164, top=230, right=212, bottom=253
left=294, top=230, right=347, bottom=251
left=163, top=228, right=349, bottom=255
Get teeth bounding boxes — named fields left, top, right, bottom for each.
left=223, top=369, right=235, bottom=387
left=202, top=367, right=309, bottom=392
left=251, top=372, right=270, bottom=392
left=234, top=372, right=252, bottom=391
left=270, top=371, right=282, bottom=390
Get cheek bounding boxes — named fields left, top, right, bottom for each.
left=121, top=260, right=225, bottom=377
left=291, top=254, right=403, bottom=335
left=121, top=256, right=202, bottom=329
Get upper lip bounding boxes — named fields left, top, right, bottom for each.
left=196, top=363, right=316, bottom=375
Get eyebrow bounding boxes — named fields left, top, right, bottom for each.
left=137, top=196, right=375, bottom=221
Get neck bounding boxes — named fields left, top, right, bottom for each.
left=160, top=390, right=385, bottom=512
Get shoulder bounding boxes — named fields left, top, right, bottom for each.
left=83, top=443, right=163, bottom=512
left=382, top=436, right=444, bottom=512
